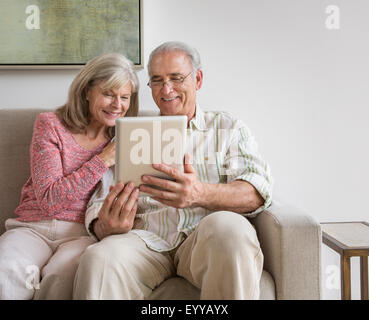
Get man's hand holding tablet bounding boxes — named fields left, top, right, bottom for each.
left=140, top=153, right=205, bottom=208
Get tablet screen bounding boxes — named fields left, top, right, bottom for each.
left=115, top=116, right=187, bottom=188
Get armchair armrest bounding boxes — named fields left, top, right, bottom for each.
left=252, top=200, right=322, bottom=300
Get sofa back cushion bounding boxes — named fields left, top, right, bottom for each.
left=0, top=109, right=50, bottom=235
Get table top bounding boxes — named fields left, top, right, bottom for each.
left=321, top=221, right=369, bottom=251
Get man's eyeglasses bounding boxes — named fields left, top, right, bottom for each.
left=147, top=71, right=193, bottom=89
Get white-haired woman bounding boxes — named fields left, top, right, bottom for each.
left=0, top=53, right=139, bottom=300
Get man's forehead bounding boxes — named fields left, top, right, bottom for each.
left=149, top=51, right=192, bottom=76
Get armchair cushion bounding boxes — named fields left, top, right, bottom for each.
left=252, top=200, right=322, bottom=300
left=146, top=270, right=276, bottom=300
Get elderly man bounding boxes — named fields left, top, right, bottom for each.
left=73, top=41, right=273, bottom=300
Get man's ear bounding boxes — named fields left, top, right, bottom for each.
left=195, top=69, right=203, bottom=91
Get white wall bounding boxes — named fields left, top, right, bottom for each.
left=1, top=0, right=368, bottom=299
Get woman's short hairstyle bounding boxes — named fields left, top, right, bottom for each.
left=57, top=53, right=139, bottom=138
left=147, top=41, right=202, bottom=79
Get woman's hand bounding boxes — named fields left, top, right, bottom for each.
left=98, top=140, right=115, bottom=168
left=93, top=182, right=139, bottom=240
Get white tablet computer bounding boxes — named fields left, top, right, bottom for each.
left=115, top=116, right=187, bottom=187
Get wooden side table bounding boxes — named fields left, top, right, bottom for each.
left=321, top=221, right=369, bottom=300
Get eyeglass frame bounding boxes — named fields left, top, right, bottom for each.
left=147, top=71, right=194, bottom=89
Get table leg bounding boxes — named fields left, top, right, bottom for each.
left=341, top=255, right=351, bottom=300
left=361, top=256, right=368, bottom=300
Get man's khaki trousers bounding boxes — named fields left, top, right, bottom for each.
left=73, top=211, right=263, bottom=300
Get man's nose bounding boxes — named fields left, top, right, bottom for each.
left=161, top=82, right=173, bottom=94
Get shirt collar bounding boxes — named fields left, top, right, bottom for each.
left=189, top=104, right=207, bottom=131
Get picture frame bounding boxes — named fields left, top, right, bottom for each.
left=0, top=0, right=143, bottom=69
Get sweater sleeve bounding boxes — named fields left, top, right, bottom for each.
left=30, top=113, right=108, bottom=217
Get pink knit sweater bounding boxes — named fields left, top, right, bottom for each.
left=14, top=112, right=109, bottom=224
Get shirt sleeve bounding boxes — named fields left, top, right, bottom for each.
left=30, top=113, right=108, bottom=217
left=84, top=168, right=114, bottom=240
left=224, top=119, right=273, bottom=216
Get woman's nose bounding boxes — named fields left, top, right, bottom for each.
left=112, top=96, right=121, bottom=106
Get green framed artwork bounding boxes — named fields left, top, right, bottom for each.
left=0, top=0, right=142, bottom=69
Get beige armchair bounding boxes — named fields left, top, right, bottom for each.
left=0, top=108, right=322, bottom=300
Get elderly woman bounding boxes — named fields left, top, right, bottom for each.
left=0, top=53, right=139, bottom=300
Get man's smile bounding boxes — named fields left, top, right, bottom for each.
left=162, top=97, right=179, bottom=102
